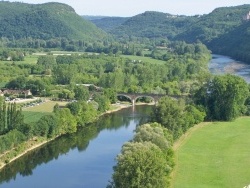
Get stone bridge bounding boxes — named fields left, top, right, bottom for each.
left=117, top=93, right=181, bottom=106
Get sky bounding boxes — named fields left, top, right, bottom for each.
left=7, top=0, right=250, bottom=17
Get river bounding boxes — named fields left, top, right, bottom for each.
left=0, top=105, right=152, bottom=188
left=209, top=54, right=250, bottom=83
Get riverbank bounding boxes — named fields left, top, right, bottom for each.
left=0, top=103, right=137, bottom=171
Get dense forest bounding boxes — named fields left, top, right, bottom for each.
left=0, top=1, right=107, bottom=41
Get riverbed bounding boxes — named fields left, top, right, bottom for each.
left=209, top=54, right=250, bottom=83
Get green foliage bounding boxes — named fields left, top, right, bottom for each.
left=55, top=108, right=77, bottom=134
left=89, top=17, right=128, bottom=32
left=0, top=2, right=106, bottom=41
left=194, top=74, right=249, bottom=120
left=176, top=5, right=250, bottom=43
left=110, top=122, right=174, bottom=188
left=0, top=129, right=27, bottom=153
left=152, top=96, right=205, bottom=139
left=111, top=11, right=198, bottom=40
left=111, top=142, right=169, bottom=188
left=209, top=21, right=250, bottom=64
left=67, top=101, right=98, bottom=126
left=94, top=93, right=110, bottom=113
left=0, top=102, right=24, bottom=135
left=104, top=88, right=117, bottom=103
left=73, top=85, right=90, bottom=101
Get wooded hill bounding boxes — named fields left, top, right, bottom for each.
left=0, top=1, right=107, bottom=41
left=85, top=16, right=129, bottom=32
left=109, top=11, right=199, bottom=39
left=91, top=5, right=250, bottom=63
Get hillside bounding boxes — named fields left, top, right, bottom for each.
left=0, top=2, right=107, bottom=41
left=110, top=11, right=199, bottom=39
left=208, top=21, right=250, bottom=63
left=89, top=17, right=129, bottom=32
left=175, top=4, right=250, bottom=43
left=105, top=5, right=250, bottom=63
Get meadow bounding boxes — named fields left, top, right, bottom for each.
left=121, top=55, right=166, bottom=64
left=172, top=117, right=250, bottom=188
left=23, top=100, right=68, bottom=123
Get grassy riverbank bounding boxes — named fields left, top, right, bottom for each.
left=171, top=117, right=250, bottom=188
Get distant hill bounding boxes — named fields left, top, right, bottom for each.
left=208, top=21, right=250, bottom=62
left=82, top=15, right=110, bottom=21
left=103, top=5, right=250, bottom=63
left=109, top=11, right=199, bottom=39
left=89, top=17, right=129, bottom=32
left=175, top=4, right=250, bottom=43
left=0, top=2, right=107, bottom=40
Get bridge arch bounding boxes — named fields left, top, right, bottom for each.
left=134, top=95, right=155, bottom=104
left=117, top=94, right=133, bottom=104
left=117, top=93, right=164, bottom=106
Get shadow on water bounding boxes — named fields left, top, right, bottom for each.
left=0, top=105, right=153, bottom=186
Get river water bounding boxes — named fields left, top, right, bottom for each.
left=0, top=105, right=152, bottom=188
left=209, top=54, right=250, bottom=83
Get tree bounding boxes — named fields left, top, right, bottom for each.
left=37, top=55, right=56, bottom=70
left=6, top=76, right=27, bottom=89
left=94, top=93, right=110, bottom=113
left=152, top=96, right=185, bottom=139
left=104, top=88, right=117, bottom=103
left=195, top=74, right=249, bottom=120
left=55, top=108, right=77, bottom=134
left=67, top=101, right=97, bottom=126
left=111, top=142, right=169, bottom=188
left=73, top=86, right=89, bottom=101
left=133, top=123, right=172, bottom=154
left=58, top=89, right=75, bottom=100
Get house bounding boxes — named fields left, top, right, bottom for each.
left=2, top=89, right=32, bottom=97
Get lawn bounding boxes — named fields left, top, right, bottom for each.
left=23, top=111, right=51, bottom=123
left=23, top=100, right=68, bottom=123
left=171, top=117, right=250, bottom=188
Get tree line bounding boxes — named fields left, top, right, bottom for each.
left=108, top=74, right=250, bottom=187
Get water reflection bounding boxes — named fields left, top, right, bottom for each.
left=0, top=105, right=152, bottom=188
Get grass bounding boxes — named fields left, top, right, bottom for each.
left=172, top=117, right=250, bottom=188
left=0, top=55, right=38, bottom=65
left=121, top=55, right=166, bottom=64
left=23, top=100, right=68, bottom=113
left=22, top=100, right=68, bottom=123
left=23, top=111, right=51, bottom=123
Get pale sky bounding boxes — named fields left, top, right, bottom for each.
left=7, top=0, right=250, bottom=16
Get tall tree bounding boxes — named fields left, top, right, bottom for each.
left=195, top=74, right=249, bottom=120
left=111, top=142, right=169, bottom=188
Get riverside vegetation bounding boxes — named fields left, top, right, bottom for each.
left=0, top=1, right=250, bottom=187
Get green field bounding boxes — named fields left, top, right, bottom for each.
left=172, top=117, right=250, bottom=188
left=121, top=55, right=166, bottom=64
left=23, top=111, right=51, bottom=123
left=0, top=54, right=39, bottom=65
left=23, top=100, right=68, bottom=123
